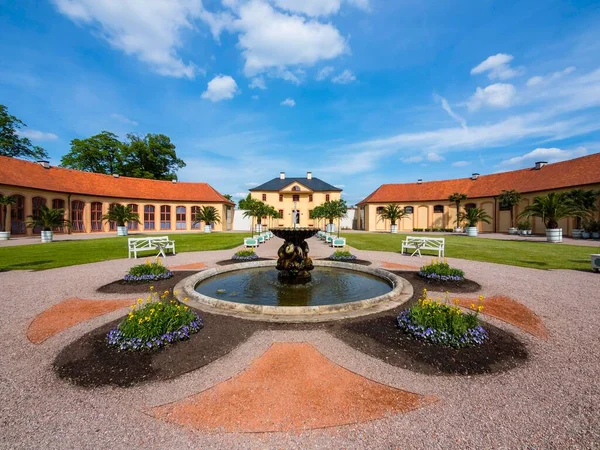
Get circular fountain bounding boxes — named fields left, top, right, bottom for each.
left=271, top=227, right=318, bottom=283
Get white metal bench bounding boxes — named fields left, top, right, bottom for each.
left=128, top=236, right=176, bottom=259
left=401, top=236, right=445, bottom=257
left=244, top=238, right=259, bottom=248
left=331, top=237, right=346, bottom=248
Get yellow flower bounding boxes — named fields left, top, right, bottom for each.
left=137, top=298, right=143, bottom=304
left=452, top=298, right=459, bottom=305
left=470, top=303, right=476, bottom=309
left=477, top=305, right=484, bottom=312
left=130, top=304, right=136, bottom=310
left=164, top=290, right=169, bottom=294
left=138, top=318, right=143, bottom=324
left=150, top=286, right=154, bottom=291
left=184, top=306, right=188, bottom=310
left=145, top=316, right=150, bottom=321
left=183, top=297, right=188, bottom=302
left=174, top=290, right=178, bottom=295
left=150, top=308, right=155, bottom=314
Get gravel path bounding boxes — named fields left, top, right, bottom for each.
left=1, top=237, right=599, bottom=448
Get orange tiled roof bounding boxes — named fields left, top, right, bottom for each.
left=358, top=153, right=600, bottom=204
left=0, top=156, right=234, bottom=204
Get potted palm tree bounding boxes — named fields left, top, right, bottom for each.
left=322, top=199, right=348, bottom=237
left=193, top=206, right=221, bottom=233
left=26, top=204, right=71, bottom=243
left=567, top=189, right=599, bottom=238
left=0, top=195, right=16, bottom=240
left=448, top=192, right=467, bottom=232
left=102, top=204, right=140, bottom=236
left=498, top=189, right=522, bottom=234
left=377, top=204, right=408, bottom=233
left=458, top=207, right=492, bottom=237
left=519, top=192, right=575, bottom=243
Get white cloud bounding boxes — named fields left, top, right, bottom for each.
left=527, top=66, right=576, bottom=87
left=471, top=53, right=523, bottom=80
left=202, top=75, right=239, bottom=102
left=245, top=181, right=259, bottom=186
left=110, top=113, right=138, bottom=126
left=401, top=155, right=423, bottom=163
left=280, top=98, right=296, bottom=107
left=334, top=184, right=345, bottom=188
left=234, top=1, right=348, bottom=78
left=451, top=160, right=470, bottom=167
left=332, top=69, right=356, bottom=84
left=467, top=83, right=517, bottom=111
left=249, top=76, right=267, bottom=89
left=316, top=65, right=334, bottom=80
left=52, top=0, right=206, bottom=78
left=233, top=192, right=249, bottom=198
left=270, top=0, right=369, bottom=16
left=434, top=94, right=467, bottom=129
left=500, top=147, right=588, bottom=166
left=426, top=152, right=445, bottom=162
left=18, top=129, right=59, bottom=141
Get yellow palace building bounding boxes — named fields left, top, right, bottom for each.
left=249, top=172, right=342, bottom=228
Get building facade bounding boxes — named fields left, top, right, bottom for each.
left=357, top=154, right=600, bottom=236
left=0, top=156, right=234, bottom=235
left=249, top=172, right=342, bottom=228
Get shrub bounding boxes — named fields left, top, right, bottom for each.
left=397, top=289, right=487, bottom=348
left=329, top=250, right=357, bottom=261
left=232, top=250, right=259, bottom=261
left=107, top=288, right=202, bottom=351
left=412, top=228, right=423, bottom=232
left=124, top=259, right=173, bottom=282
left=418, top=259, right=464, bottom=282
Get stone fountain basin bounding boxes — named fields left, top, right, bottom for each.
left=175, top=260, right=413, bottom=323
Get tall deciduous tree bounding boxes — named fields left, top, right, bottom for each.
left=0, top=104, right=49, bottom=160
left=61, top=131, right=123, bottom=175
left=122, top=133, right=185, bottom=180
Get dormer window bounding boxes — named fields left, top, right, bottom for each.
left=292, top=186, right=300, bottom=191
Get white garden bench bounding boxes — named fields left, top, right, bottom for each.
left=128, top=236, right=176, bottom=259
left=401, top=236, right=445, bottom=258
left=244, top=237, right=259, bottom=248
left=331, top=237, right=346, bottom=248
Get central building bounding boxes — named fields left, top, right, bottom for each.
left=249, top=172, right=342, bottom=228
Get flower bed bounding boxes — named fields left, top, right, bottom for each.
left=232, top=250, right=259, bottom=261
left=329, top=250, right=357, bottom=261
left=397, top=289, right=487, bottom=348
left=106, top=289, right=202, bottom=351
left=124, top=260, right=173, bottom=283
left=418, top=259, right=464, bottom=282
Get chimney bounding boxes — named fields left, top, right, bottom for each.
left=306, top=171, right=312, bottom=180
left=172, top=179, right=177, bottom=183
left=280, top=171, right=286, bottom=180
left=471, top=173, right=480, bottom=180
left=417, top=179, right=423, bottom=184
left=37, top=160, right=50, bottom=169
left=113, top=173, right=119, bottom=178
left=534, top=161, right=547, bottom=170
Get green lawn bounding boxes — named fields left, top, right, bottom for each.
left=341, top=232, right=599, bottom=271
left=0, top=233, right=247, bottom=271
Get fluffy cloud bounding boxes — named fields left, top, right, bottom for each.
left=202, top=75, right=239, bottom=102
left=451, top=160, right=470, bottom=167
left=471, top=53, right=522, bottom=80
left=249, top=77, right=267, bottom=89
left=500, top=147, right=588, bottom=166
left=401, top=155, right=423, bottom=163
left=271, top=0, right=369, bottom=16
left=332, top=69, right=356, bottom=84
left=110, top=113, right=138, bottom=126
left=280, top=98, right=296, bottom=107
left=467, top=83, right=517, bottom=110
left=18, top=129, right=59, bottom=141
left=316, top=66, right=334, bottom=80
left=234, top=1, right=348, bottom=77
left=426, top=152, right=445, bottom=162
left=527, top=66, right=576, bottom=87
left=52, top=0, right=206, bottom=78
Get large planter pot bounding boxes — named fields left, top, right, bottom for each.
left=0, top=231, right=9, bottom=240
left=390, top=224, right=398, bottom=234
left=508, top=227, right=518, bottom=235
left=582, top=232, right=591, bottom=239
left=572, top=229, right=583, bottom=239
left=546, top=228, right=563, bottom=243
left=453, top=227, right=463, bottom=233
left=526, top=230, right=532, bottom=235
left=466, top=226, right=478, bottom=237
left=41, top=230, right=54, bottom=243
left=591, top=254, right=600, bottom=272
left=326, top=223, right=336, bottom=233
left=592, top=232, right=600, bottom=240
left=255, top=224, right=262, bottom=233
left=204, top=225, right=212, bottom=233
left=117, top=226, right=128, bottom=236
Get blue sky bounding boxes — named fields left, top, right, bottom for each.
left=1, top=0, right=599, bottom=205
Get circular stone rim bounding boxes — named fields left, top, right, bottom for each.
left=175, top=260, right=413, bottom=323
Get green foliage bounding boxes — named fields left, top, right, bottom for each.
left=25, top=204, right=71, bottom=232
left=409, top=290, right=481, bottom=336
left=193, top=206, right=222, bottom=227
left=0, top=195, right=16, bottom=232
left=120, top=292, right=196, bottom=341
left=235, top=249, right=256, bottom=257
left=519, top=192, right=576, bottom=229
left=0, top=104, right=48, bottom=160
left=498, top=189, right=522, bottom=227
left=102, top=204, right=140, bottom=227
left=61, top=131, right=123, bottom=175
left=419, top=259, right=464, bottom=279
left=128, top=260, right=171, bottom=277
left=517, top=220, right=531, bottom=230
left=448, top=192, right=468, bottom=225
left=567, top=189, right=600, bottom=228
left=458, top=207, right=492, bottom=227
left=377, top=204, right=408, bottom=225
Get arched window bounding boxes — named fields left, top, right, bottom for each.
left=31, top=197, right=47, bottom=234
left=10, top=195, right=26, bottom=234
left=176, top=206, right=186, bottom=230
left=108, top=203, right=119, bottom=231
left=91, top=202, right=103, bottom=231
left=191, top=206, right=201, bottom=229
left=127, top=204, right=139, bottom=230
left=71, top=200, right=85, bottom=232
left=376, top=206, right=384, bottom=214
left=144, top=205, right=155, bottom=230
left=51, top=199, right=66, bottom=232
left=404, top=206, right=414, bottom=214
left=292, top=186, right=300, bottom=191
left=160, top=205, right=171, bottom=230
left=465, top=203, right=477, bottom=211
left=433, top=205, right=444, bottom=213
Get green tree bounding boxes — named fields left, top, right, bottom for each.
left=458, top=207, right=492, bottom=228
left=377, top=204, right=408, bottom=229
left=0, top=195, right=16, bottom=232
left=448, top=192, right=468, bottom=226
left=519, top=192, right=576, bottom=229
left=192, top=206, right=221, bottom=230
left=61, top=131, right=124, bottom=175
left=498, top=189, right=522, bottom=228
left=567, top=189, right=599, bottom=229
left=223, top=194, right=233, bottom=201
left=101, top=204, right=140, bottom=227
left=321, top=199, right=348, bottom=237
left=122, top=133, right=185, bottom=180
left=0, top=104, right=48, bottom=160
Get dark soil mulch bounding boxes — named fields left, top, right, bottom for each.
left=319, top=258, right=372, bottom=266
left=96, top=271, right=197, bottom=294
left=216, top=258, right=274, bottom=266
left=392, top=270, right=482, bottom=294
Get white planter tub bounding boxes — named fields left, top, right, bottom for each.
left=466, top=226, right=478, bottom=237
left=591, top=254, right=600, bottom=272
left=546, top=228, right=563, bottom=243
left=0, top=231, right=9, bottom=240
left=592, top=232, right=600, bottom=240
left=204, top=225, right=212, bottom=233
left=117, top=226, right=128, bottom=236
left=41, top=230, right=53, bottom=243
left=508, top=227, right=518, bottom=235
left=572, top=229, right=583, bottom=239
left=390, top=224, right=398, bottom=234
left=254, top=224, right=262, bottom=233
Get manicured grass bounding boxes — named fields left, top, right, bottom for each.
left=341, top=232, right=598, bottom=271
left=0, top=233, right=247, bottom=271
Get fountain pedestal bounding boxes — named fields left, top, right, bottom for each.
left=271, top=228, right=319, bottom=284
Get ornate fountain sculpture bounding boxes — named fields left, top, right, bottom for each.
left=271, top=228, right=319, bottom=284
